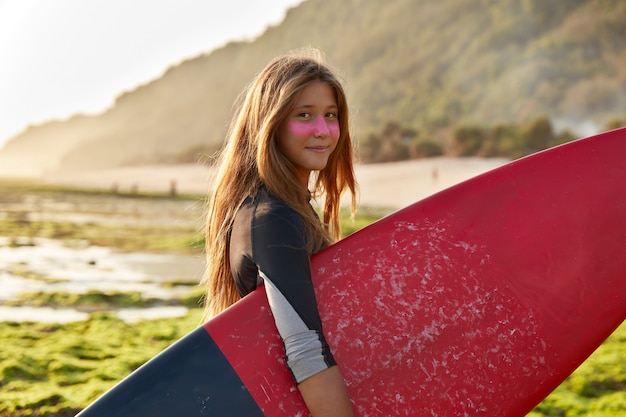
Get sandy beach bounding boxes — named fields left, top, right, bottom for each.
left=41, top=157, right=509, bottom=209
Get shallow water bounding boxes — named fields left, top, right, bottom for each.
left=0, top=305, right=90, bottom=323
left=0, top=237, right=204, bottom=323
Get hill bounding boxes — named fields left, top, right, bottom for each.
left=0, top=0, right=624, bottom=175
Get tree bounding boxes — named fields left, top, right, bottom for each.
left=452, top=125, right=488, bottom=156
left=520, top=116, right=554, bottom=153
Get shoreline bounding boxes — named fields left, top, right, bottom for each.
left=2, top=157, right=509, bottom=210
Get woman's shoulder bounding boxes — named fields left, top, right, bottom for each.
left=235, top=188, right=306, bottom=245
left=249, top=187, right=301, bottom=222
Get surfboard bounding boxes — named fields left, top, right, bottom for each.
left=76, top=126, right=626, bottom=417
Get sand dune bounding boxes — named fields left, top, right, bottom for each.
left=39, top=157, right=509, bottom=209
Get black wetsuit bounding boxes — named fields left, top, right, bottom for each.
left=230, top=187, right=336, bottom=384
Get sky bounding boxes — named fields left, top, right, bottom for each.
left=0, top=0, right=303, bottom=149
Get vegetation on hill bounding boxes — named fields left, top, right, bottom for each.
left=1, top=0, right=625, bottom=172
left=358, top=115, right=583, bottom=163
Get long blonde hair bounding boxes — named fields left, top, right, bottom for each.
left=201, top=49, right=358, bottom=320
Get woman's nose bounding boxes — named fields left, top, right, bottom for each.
left=313, top=115, right=330, bottom=137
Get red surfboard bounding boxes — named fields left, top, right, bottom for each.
left=77, top=127, right=626, bottom=416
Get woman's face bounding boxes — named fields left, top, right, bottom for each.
left=278, top=80, right=340, bottom=187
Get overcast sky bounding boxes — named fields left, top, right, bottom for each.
left=0, top=0, right=303, bottom=149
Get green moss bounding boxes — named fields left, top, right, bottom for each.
left=49, top=360, right=93, bottom=386
left=0, top=311, right=202, bottom=416
left=530, top=322, right=626, bottom=416
left=0, top=218, right=203, bottom=254
left=8, top=289, right=203, bottom=311
left=340, top=207, right=391, bottom=237
left=533, top=384, right=589, bottom=416
left=177, top=289, right=205, bottom=308
left=587, top=391, right=626, bottom=416
left=1, top=356, right=48, bottom=382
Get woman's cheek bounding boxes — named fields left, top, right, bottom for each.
left=288, top=120, right=314, bottom=137
left=329, top=123, right=340, bottom=140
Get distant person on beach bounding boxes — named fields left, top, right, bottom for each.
left=201, top=49, right=358, bottom=416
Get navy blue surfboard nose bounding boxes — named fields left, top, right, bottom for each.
left=75, top=326, right=264, bottom=417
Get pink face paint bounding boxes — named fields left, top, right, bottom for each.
left=326, top=120, right=340, bottom=139
left=288, top=115, right=340, bottom=140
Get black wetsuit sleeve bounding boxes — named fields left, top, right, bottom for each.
left=230, top=196, right=336, bottom=383
left=253, top=204, right=336, bottom=383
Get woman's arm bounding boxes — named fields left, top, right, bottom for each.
left=298, top=366, right=354, bottom=417
left=249, top=200, right=353, bottom=415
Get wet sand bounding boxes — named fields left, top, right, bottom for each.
left=0, top=190, right=206, bottom=323
left=0, top=237, right=204, bottom=323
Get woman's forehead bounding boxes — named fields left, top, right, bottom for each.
left=292, top=81, right=338, bottom=108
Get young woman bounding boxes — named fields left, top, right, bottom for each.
left=202, top=49, right=358, bottom=417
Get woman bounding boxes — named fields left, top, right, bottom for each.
left=202, top=49, right=358, bottom=416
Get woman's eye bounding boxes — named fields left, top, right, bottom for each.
left=326, top=112, right=338, bottom=119
left=297, top=112, right=311, bottom=118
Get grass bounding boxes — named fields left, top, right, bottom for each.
left=340, top=206, right=392, bottom=237
left=1, top=219, right=204, bottom=254
left=0, top=312, right=203, bottom=417
left=5, top=288, right=205, bottom=311
left=1, top=230, right=203, bottom=259
left=531, top=322, right=626, bottom=416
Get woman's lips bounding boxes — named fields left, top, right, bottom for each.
left=306, top=146, right=329, bottom=153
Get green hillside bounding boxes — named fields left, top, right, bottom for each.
left=1, top=0, right=624, bottom=171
